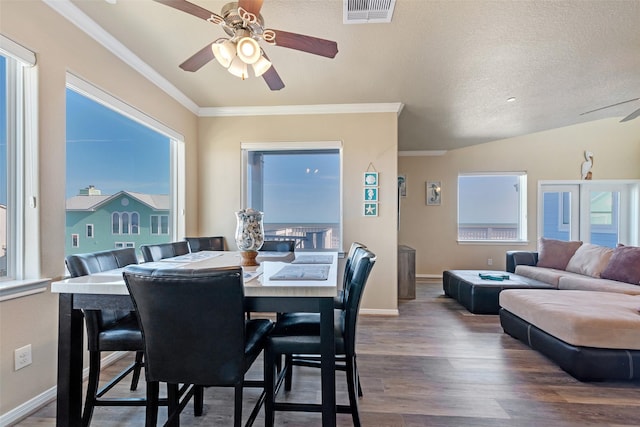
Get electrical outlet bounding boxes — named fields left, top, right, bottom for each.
left=487, top=258, right=493, bottom=266
left=14, top=344, right=32, bottom=371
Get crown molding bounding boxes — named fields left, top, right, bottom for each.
left=43, top=0, right=199, bottom=114
left=199, top=102, right=404, bottom=117
left=398, top=150, right=447, bottom=156
left=43, top=1, right=404, bottom=121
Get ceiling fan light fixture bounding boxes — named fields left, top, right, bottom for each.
left=211, top=39, right=236, bottom=68
left=236, top=37, right=261, bottom=64
left=227, top=56, right=249, bottom=79
left=252, top=55, right=272, bottom=77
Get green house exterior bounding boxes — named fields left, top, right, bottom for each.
left=65, top=188, right=172, bottom=259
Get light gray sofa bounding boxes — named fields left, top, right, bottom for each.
left=500, top=239, right=640, bottom=381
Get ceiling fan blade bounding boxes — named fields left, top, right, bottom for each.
left=154, top=0, right=223, bottom=23
left=620, top=106, right=640, bottom=123
left=179, top=43, right=215, bottom=72
left=262, top=65, right=285, bottom=91
left=270, top=29, right=338, bottom=58
left=260, top=51, right=284, bottom=90
left=238, top=0, right=264, bottom=16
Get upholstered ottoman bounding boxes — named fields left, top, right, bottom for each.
left=500, top=289, right=640, bottom=381
left=443, top=270, right=554, bottom=314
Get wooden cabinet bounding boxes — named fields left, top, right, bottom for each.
left=398, top=245, right=416, bottom=299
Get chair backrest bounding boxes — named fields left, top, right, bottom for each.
left=172, top=241, right=190, bottom=256
left=140, top=243, right=175, bottom=262
left=342, top=249, right=376, bottom=356
left=65, top=248, right=139, bottom=350
left=260, top=240, right=296, bottom=252
left=123, top=265, right=248, bottom=386
left=340, top=244, right=368, bottom=307
left=185, top=236, right=225, bottom=252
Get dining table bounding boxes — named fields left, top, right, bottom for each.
left=51, top=250, right=339, bottom=427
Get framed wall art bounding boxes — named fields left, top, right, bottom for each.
left=426, top=181, right=441, bottom=206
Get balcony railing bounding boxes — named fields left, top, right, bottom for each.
left=264, top=223, right=339, bottom=249
left=458, top=224, right=518, bottom=241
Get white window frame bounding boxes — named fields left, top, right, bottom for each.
left=0, top=35, right=47, bottom=301
left=66, top=73, right=185, bottom=243
left=240, top=141, right=344, bottom=251
left=86, top=223, right=94, bottom=238
left=71, top=234, right=79, bottom=248
left=457, top=172, right=528, bottom=244
left=538, top=180, right=640, bottom=246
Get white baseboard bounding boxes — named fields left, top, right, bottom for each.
left=0, top=351, right=128, bottom=427
left=360, top=308, right=399, bottom=316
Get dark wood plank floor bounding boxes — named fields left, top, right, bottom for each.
left=16, top=281, right=640, bottom=426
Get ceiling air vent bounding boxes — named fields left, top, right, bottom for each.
left=344, top=0, right=396, bottom=24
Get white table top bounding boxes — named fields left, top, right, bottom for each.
left=51, top=251, right=338, bottom=298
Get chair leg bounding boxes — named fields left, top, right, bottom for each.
left=166, top=383, right=180, bottom=427
left=130, top=350, right=144, bottom=391
left=146, top=381, right=159, bottom=427
left=193, top=385, right=204, bottom=416
left=346, top=356, right=361, bottom=427
left=284, top=354, right=293, bottom=391
left=354, top=356, right=363, bottom=397
left=234, top=384, right=243, bottom=427
left=81, top=351, right=101, bottom=427
left=264, top=348, right=276, bottom=427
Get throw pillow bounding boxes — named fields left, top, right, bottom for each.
left=565, top=243, right=614, bottom=278
left=536, top=237, right=583, bottom=270
left=600, top=245, right=640, bottom=284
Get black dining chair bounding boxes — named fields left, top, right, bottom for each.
left=185, top=236, right=225, bottom=252
left=260, top=240, right=296, bottom=252
left=140, top=241, right=189, bottom=262
left=64, top=248, right=145, bottom=427
left=275, top=243, right=369, bottom=391
left=123, top=265, right=274, bottom=427
left=264, top=249, right=376, bottom=427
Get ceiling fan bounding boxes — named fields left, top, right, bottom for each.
left=580, top=97, right=640, bottom=123
left=154, top=0, right=339, bottom=90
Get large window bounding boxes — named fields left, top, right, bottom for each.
left=539, top=181, right=639, bottom=247
left=458, top=172, right=527, bottom=242
left=65, top=74, right=185, bottom=258
left=0, top=35, right=41, bottom=296
left=242, top=142, right=342, bottom=250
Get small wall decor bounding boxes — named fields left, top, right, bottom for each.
left=364, top=187, right=378, bottom=202
left=364, top=203, right=378, bottom=216
left=581, top=150, right=594, bottom=180
left=363, top=164, right=379, bottom=216
left=364, top=171, right=378, bottom=186
left=426, top=181, right=441, bottom=206
left=398, top=175, right=407, bottom=197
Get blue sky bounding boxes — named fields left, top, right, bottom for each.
left=66, top=88, right=170, bottom=198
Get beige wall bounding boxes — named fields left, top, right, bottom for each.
left=399, top=118, right=640, bottom=276
left=0, top=1, right=198, bottom=415
left=197, top=113, right=399, bottom=314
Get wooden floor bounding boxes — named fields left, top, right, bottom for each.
left=17, top=281, right=640, bottom=426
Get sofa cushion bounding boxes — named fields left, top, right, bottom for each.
left=600, top=245, right=640, bottom=285
left=558, top=275, right=640, bottom=295
left=514, top=265, right=584, bottom=287
left=499, top=289, right=640, bottom=350
left=536, top=238, right=582, bottom=270
left=565, top=243, right=614, bottom=278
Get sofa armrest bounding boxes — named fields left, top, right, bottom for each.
left=506, top=251, right=538, bottom=273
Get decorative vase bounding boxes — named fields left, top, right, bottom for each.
left=235, top=208, right=264, bottom=266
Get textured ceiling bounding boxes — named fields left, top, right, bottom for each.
left=59, top=0, right=640, bottom=151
